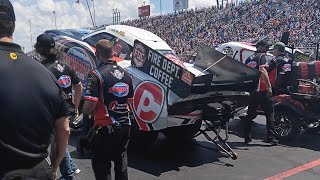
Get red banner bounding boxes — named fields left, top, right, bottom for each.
left=138, top=5, right=150, bottom=17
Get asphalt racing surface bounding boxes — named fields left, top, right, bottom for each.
left=66, top=116, right=320, bottom=180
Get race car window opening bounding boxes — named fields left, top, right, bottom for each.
left=84, top=32, right=133, bottom=60
left=113, top=39, right=133, bottom=60
left=84, top=32, right=116, bottom=47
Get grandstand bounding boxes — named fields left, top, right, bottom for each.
left=122, top=0, right=319, bottom=56
left=89, top=0, right=319, bottom=57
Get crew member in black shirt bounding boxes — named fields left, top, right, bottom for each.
left=34, top=33, right=83, bottom=180
left=268, top=42, right=291, bottom=95
left=243, top=40, right=278, bottom=146
left=34, top=34, right=83, bottom=120
left=83, top=39, right=134, bottom=180
left=0, top=0, right=70, bottom=179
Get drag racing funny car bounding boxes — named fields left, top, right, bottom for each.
left=29, top=25, right=260, bottom=159
left=216, top=40, right=306, bottom=63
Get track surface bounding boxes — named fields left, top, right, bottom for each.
left=65, top=116, right=320, bottom=180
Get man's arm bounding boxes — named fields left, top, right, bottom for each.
left=67, top=65, right=83, bottom=112
left=260, top=67, right=273, bottom=95
left=127, top=76, right=134, bottom=105
left=83, top=71, right=100, bottom=116
left=73, top=82, right=83, bottom=110
left=83, top=100, right=97, bottom=115
left=52, top=116, right=70, bottom=178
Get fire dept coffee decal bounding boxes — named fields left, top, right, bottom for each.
left=132, top=81, right=164, bottom=124
left=132, top=40, right=194, bottom=98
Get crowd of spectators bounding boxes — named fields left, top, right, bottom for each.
left=121, top=0, right=319, bottom=56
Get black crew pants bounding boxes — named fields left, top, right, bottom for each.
left=91, top=125, right=131, bottom=180
left=244, top=91, right=276, bottom=139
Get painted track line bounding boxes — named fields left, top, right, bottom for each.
left=264, top=159, right=320, bottom=180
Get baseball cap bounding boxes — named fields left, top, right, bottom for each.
left=255, top=39, right=271, bottom=48
left=0, top=0, right=15, bottom=21
left=273, top=42, right=286, bottom=52
left=35, top=34, right=55, bottom=49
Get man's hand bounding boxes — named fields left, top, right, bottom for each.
left=267, top=87, right=273, bottom=97
left=51, top=117, right=69, bottom=177
left=51, top=171, right=57, bottom=180
left=259, top=64, right=269, bottom=71
left=74, top=108, right=79, bottom=119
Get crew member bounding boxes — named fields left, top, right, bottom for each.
left=83, top=39, right=134, bottom=180
left=243, top=40, right=279, bottom=146
left=0, top=0, right=70, bottom=179
left=268, top=42, right=291, bottom=95
left=34, top=33, right=82, bottom=180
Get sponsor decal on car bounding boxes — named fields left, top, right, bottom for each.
left=132, top=43, right=146, bottom=67
left=164, top=53, right=185, bottom=68
left=181, top=69, right=193, bottom=85
left=132, top=81, right=164, bottom=123
left=63, top=46, right=96, bottom=81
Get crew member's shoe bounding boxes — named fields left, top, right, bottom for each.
left=75, top=169, right=81, bottom=175
left=77, top=139, right=84, bottom=155
left=244, top=136, right=252, bottom=145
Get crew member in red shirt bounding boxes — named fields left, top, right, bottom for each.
left=82, top=39, right=134, bottom=180
left=243, top=40, right=279, bottom=146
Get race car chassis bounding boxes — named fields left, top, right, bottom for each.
left=194, top=101, right=238, bottom=160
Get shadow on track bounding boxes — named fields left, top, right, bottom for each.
left=228, top=118, right=320, bottom=152
left=127, top=134, right=232, bottom=177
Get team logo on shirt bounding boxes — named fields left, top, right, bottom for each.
left=283, top=64, right=292, bottom=72
left=55, top=63, right=65, bottom=73
left=58, top=75, right=72, bottom=88
left=247, top=61, right=257, bottom=68
left=112, top=83, right=129, bottom=97
left=111, top=69, right=124, bottom=80
left=10, top=52, right=17, bottom=60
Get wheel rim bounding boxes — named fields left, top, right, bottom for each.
left=274, top=113, right=293, bottom=137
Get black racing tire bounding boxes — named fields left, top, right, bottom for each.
left=274, top=107, right=301, bottom=141
left=162, top=119, right=202, bottom=141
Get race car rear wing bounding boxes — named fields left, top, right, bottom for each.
left=132, top=40, right=259, bottom=98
